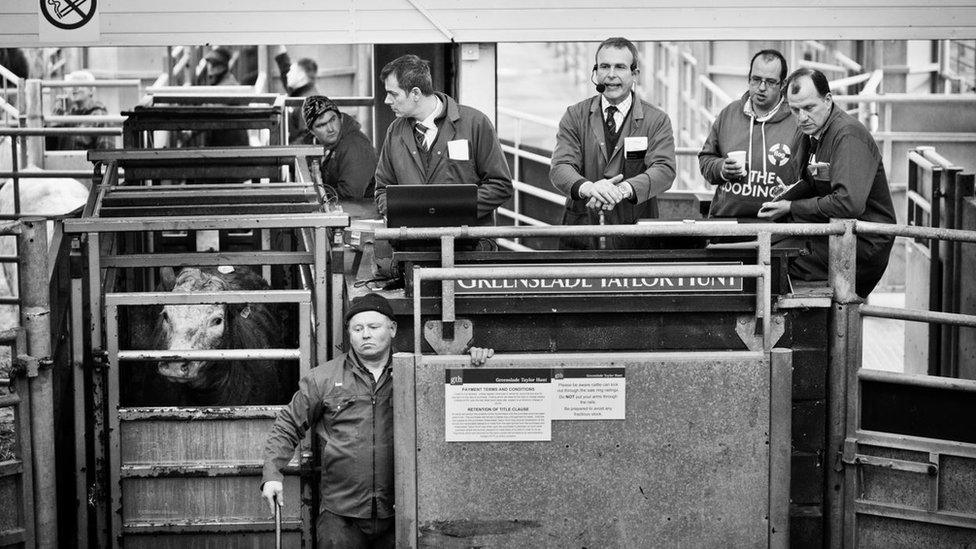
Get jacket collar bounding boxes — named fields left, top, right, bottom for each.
left=400, top=93, right=461, bottom=174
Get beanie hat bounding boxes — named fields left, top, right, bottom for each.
left=205, top=47, right=232, bottom=66
left=302, top=95, right=341, bottom=129
left=344, top=293, right=395, bottom=323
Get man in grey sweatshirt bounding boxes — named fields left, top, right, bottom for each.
left=698, top=50, right=798, bottom=218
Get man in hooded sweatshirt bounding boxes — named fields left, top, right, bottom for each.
left=302, top=95, right=378, bottom=202
left=698, top=50, right=798, bottom=219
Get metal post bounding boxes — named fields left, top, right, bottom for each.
left=826, top=218, right=857, bottom=546
left=19, top=217, right=57, bottom=548
left=24, top=79, right=43, bottom=169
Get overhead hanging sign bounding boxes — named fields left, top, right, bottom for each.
left=39, top=0, right=101, bottom=42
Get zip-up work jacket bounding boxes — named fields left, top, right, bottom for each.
left=262, top=352, right=394, bottom=519
left=698, top=91, right=798, bottom=217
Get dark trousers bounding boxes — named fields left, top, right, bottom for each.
left=774, top=235, right=894, bottom=299
left=316, top=509, right=395, bottom=549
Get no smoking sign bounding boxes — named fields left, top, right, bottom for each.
left=39, top=0, right=100, bottom=41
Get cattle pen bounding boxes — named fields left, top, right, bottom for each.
left=2, top=4, right=976, bottom=546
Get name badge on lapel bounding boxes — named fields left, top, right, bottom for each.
left=447, top=139, right=470, bottom=161
left=624, top=136, right=648, bottom=159
left=807, top=162, right=831, bottom=179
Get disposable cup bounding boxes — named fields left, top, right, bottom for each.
left=727, top=150, right=747, bottom=166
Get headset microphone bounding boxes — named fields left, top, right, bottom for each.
left=591, top=65, right=606, bottom=93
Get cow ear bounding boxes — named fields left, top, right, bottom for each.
left=159, top=267, right=177, bottom=291
left=240, top=305, right=251, bottom=320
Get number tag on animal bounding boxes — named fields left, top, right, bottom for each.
left=240, top=305, right=251, bottom=319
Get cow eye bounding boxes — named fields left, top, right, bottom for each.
left=160, top=311, right=169, bottom=323
left=210, top=317, right=223, bottom=327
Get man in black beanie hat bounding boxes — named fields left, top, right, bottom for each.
left=261, top=293, right=492, bottom=548
left=301, top=95, right=378, bottom=205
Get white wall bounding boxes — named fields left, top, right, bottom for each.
left=3, top=0, right=976, bottom=47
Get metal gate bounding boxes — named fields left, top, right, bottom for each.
left=103, top=289, right=313, bottom=548
left=0, top=328, right=34, bottom=549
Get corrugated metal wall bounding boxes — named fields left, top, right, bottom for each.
left=3, top=0, right=976, bottom=47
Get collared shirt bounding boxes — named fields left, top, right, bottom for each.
left=415, top=95, right=444, bottom=150
left=600, top=92, right=632, bottom=131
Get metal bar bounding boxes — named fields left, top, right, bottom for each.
left=852, top=501, right=976, bottom=530
left=852, top=429, right=976, bottom=459
left=122, top=520, right=305, bottom=534
left=376, top=222, right=846, bottom=241
left=63, top=213, right=348, bottom=233
left=833, top=93, right=976, bottom=103
left=860, top=304, right=976, bottom=327
left=329, top=230, right=344, bottom=360
left=19, top=218, right=57, bottom=548
left=45, top=115, right=126, bottom=125
left=105, top=290, right=310, bottom=306
left=87, top=145, right=324, bottom=162
left=106, top=300, right=123, bottom=548
left=0, top=127, right=121, bottom=136
left=70, top=276, right=88, bottom=549
left=857, top=220, right=976, bottom=243
left=0, top=393, right=20, bottom=407
left=101, top=251, right=315, bottom=269
left=416, top=264, right=764, bottom=281
left=758, top=232, right=771, bottom=349
left=0, top=460, right=24, bottom=477
left=0, top=170, right=94, bottom=179
left=768, top=348, right=792, bottom=549
left=315, top=227, right=329, bottom=366
left=905, top=190, right=932, bottom=214
left=393, top=354, right=419, bottom=547
left=440, top=236, right=455, bottom=323
left=120, top=463, right=275, bottom=478
left=40, top=79, right=142, bottom=88
left=117, top=349, right=301, bottom=361
left=827, top=219, right=858, bottom=547
left=847, top=454, right=937, bottom=475
left=119, top=406, right=282, bottom=421
left=86, top=231, right=108, bottom=549
left=859, top=368, right=976, bottom=392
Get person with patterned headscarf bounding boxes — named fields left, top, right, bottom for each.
left=302, top=95, right=378, bottom=203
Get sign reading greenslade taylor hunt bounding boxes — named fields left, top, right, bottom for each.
left=453, top=263, right=744, bottom=295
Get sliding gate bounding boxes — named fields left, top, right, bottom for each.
left=103, top=289, right=313, bottom=548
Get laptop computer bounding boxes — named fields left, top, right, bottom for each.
left=386, top=184, right=478, bottom=228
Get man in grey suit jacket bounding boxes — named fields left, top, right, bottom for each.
left=550, top=37, right=676, bottom=250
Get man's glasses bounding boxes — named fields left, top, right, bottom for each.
left=596, top=63, right=633, bottom=74
left=749, top=76, right=781, bottom=88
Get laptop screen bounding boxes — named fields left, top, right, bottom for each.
left=386, top=184, right=479, bottom=228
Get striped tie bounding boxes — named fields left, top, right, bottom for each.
left=414, top=122, right=428, bottom=151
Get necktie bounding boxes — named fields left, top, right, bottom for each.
left=605, top=106, right=618, bottom=136
left=414, top=122, right=428, bottom=151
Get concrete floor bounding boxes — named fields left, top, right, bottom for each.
left=862, top=292, right=906, bottom=372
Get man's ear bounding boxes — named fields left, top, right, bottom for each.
left=390, top=320, right=398, bottom=337
left=410, top=87, right=422, bottom=101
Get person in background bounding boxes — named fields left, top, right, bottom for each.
left=274, top=46, right=321, bottom=143
left=203, top=47, right=239, bottom=86
left=698, top=49, right=797, bottom=219
left=550, top=36, right=676, bottom=250
left=302, top=95, right=377, bottom=202
left=260, top=293, right=493, bottom=548
left=758, top=68, right=896, bottom=298
left=48, top=70, right=115, bottom=151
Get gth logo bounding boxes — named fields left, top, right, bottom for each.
left=767, top=143, right=791, bottom=167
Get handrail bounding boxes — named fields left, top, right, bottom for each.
left=858, top=368, right=976, bottom=393
left=856, top=220, right=976, bottom=243
left=0, top=127, right=121, bottom=136
left=833, top=93, right=976, bottom=103
left=0, top=65, right=21, bottom=86
left=498, top=106, right=560, bottom=129
left=41, top=79, right=142, bottom=88
left=860, top=305, right=976, bottom=328
left=376, top=221, right=847, bottom=241
left=45, top=115, right=126, bottom=125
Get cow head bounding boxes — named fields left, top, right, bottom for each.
left=156, top=268, right=235, bottom=388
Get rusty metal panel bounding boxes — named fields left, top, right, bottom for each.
left=120, top=417, right=276, bottom=463
left=121, top=476, right=301, bottom=522
left=397, top=351, right=780, bottom=548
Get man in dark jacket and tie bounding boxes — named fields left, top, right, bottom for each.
left=373, top=54, right=513, bottom=228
